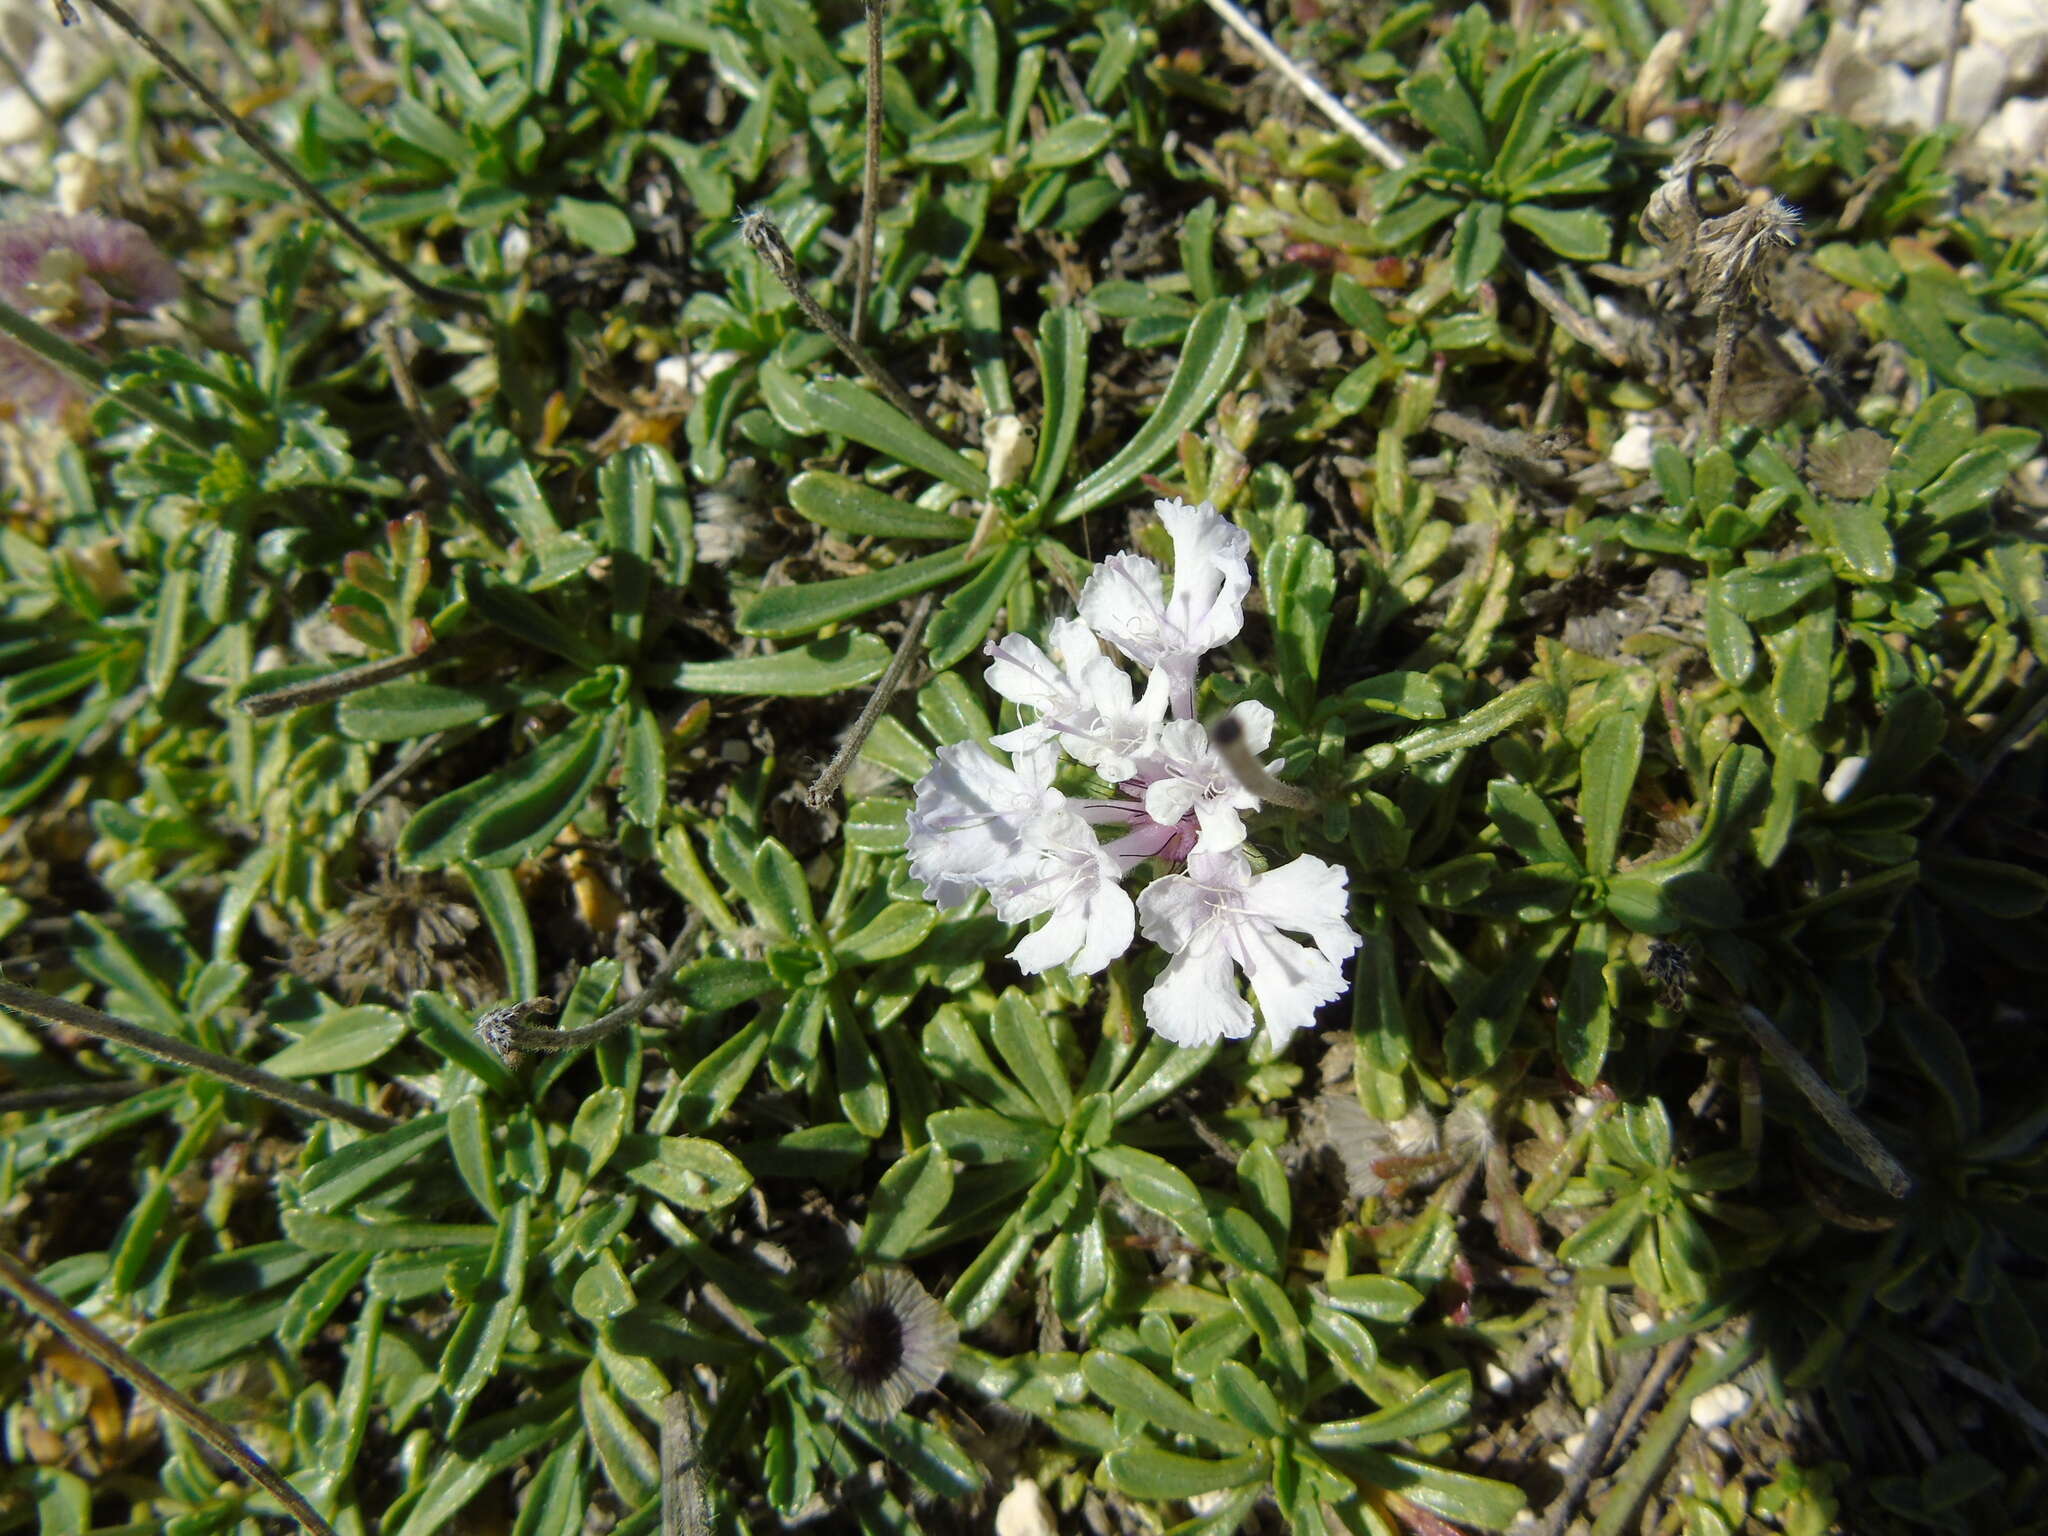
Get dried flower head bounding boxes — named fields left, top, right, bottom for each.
left=815, top=1268, right=958, bottom=1420
left=289, top=872, right=492, bottom=1007
left=1807, top=428, right=1891, bottom=500
left=0, top=209, right=179, bottom=418
left=1687, top=190, right=1802, bottom=310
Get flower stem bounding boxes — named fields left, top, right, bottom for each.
left=73, top=0, right=481, bottom=310
left=0, top=297, right=210, bottom=451
left=0, top=1246, right=340, bottom=1536
left=806, top=591, right=934, bottom=810
left=474, top=916, right=702, bottom=1059
left=0, top=980, right=397, bottom=1133
left=851, top=0, right=885, bottom=346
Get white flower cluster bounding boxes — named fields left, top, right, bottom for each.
left=905, top=499, right=1360, bottom=1049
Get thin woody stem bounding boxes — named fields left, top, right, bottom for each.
left=475, top=916, right=703, bottom=1057
left=239, top=646, right=435, bottom=718
left=0, top=297, right=212, bottom=451
left=0, top=980, right=398, bottom=1133
left=1704, top=301, right=1742, bottom=444
left=852, top=0, right=885, bottom=345
left=1738, top=1003, right=1912, bottom=1198
left=0, top=1247, right=340, bottom=1536
left=740, top=211, right=935, bottom=436
left=70, top=0, right=480, bottom=310
left=805, top=591, right=934, bottom=810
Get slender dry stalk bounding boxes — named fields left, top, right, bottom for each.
left=378, top=321, right=493, bottom=517
left=1931, top=0, right=1967, bottom=128
left=1704, top=302, right=1742, bottom=443
left=0, top=1247, right=340, bottom=1536
left=0, top=981, right=397, bottom=1133
left=0, top=297, right=212, bottom=451
left=1195, top=0, right=1626, bottom=367
left=661, top=1391, right=713, bottom=1536
left=852, top=0, right=886, bottom=345
left=1739, top=1003, right=1912, bottom=1198
left=239, top=647, right=435, bottom=718
left=474, top=916, right=702, bottom=1059
left=739, top=210, right=934, bottom=434
left=68, top=0, right=479, bottom=309
left=804, top=590, right=934, bottom=810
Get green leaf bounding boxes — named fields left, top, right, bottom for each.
left=1579, top=711, right=1643, bottom=876
left=446, top=1094, right=501, bottom=1218
left=843, top=798, right=910, bottom=853
left=1487, top=779, right=1580, bottom=870
left=128, top=1298, right=293, bottom=1378
left=619, top=702, right=664, bottom=828
left=1031, top=307, right=1089, bottom=505
left=614, top=1134, right=753, bottom=1211
left=1496, top=50, right=1592, bottom=186
left=1557, top=920, right=1612, bottom=1085
left=1450, top=201, right=1506, bottom=293
left=261, top=1005, right=408, bottom=1077
left=1827, top=500, right=1895, bottom=582
left=1052, top=300, right=1247, bottom=524
left=1263, top=534, right=1337, bottom=694
left=805, top=379, right=989, bottom=495
left=927, top=1107, right=1056, bottom=1165
left=750, top=838, right=819, bottom=943
left=1212, top=1360, right=1288, bottom=1438
left=463, top=864, right=538, bottom=1000
left=859, top=1144, right=956, bottom=1261
left=1375, top=191, right=1462, bottom=250
left=1227, top=1272, right=1309, bottom=1383
left=1105, top=1447, right=1266, bottom=1501
left=1705, top=578, right=1758, bottom=685
left=1886, top=389, right=1976, bottom=494
left=788, top=471, right=975, bottom=540
left=660, top=634, right=890, bottom=696
left=1081, top=1351, right=1250, bottom=1446
left=337, top=679, right=518, bottom=742
left=737, top=543, right=984, bottom=638
left=1321, top=1274, right=1424, bottom=1323
left=1173, top=1311, right=1255, bottom=1380
left=989, top=989, right=1073, bottom=1123
left=928, top=539, right=1031, bottom=669
left=1090, top=1144, right=1210, bottom=1244
left=1312, top=1369, right=1473, bottom=1447
left=298, top=1115, right=450, bottom=1214
left=1328, top=1448, right=1527, bottom=1532
left=558, top=1086, right=628, bottom=1209
left=1402, top=72, right=1487, bottom=165
left=1505, top=202, right=1611, bottom=261
left=1027, top=113, right=1115, bottom=169
left=440, top=1198, right=531, bottom=1428
left=1718, top=554, right=1834, bottom=620
left=398, top=712, right=617, bottom=869
left=553, top=197, right=636, bottom=256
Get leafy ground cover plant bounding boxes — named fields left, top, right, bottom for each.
left=2, top=1, right=2047, bottom=1534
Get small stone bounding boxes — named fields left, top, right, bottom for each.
left=1483, top=1362, right=1515, bottom=1396
left=1690, top=1382, right=1750, bottom=1430
left=995, top=1478, right=1057, bottom=1536
left=1823, top=756, right=1867, bottom=804
left=1610, top=424, right=1657, bottom=473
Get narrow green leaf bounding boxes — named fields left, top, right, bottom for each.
left=439, top=1197, right=531, bottom=1427
left=1579, top=711, right=1643, bottom=876
left=1449, top=201, right=1506, bottom=293
left=805, top=379, right=989, bottom=494
left=661, top=634, right=890, bottom=696
left=1052, top=301, right=1247, bottom=524
left=788, top=471, right=975, bottom=539
left=1030, top=307, right=1089, bottom=505
left=261, top=1006, right=408, bottom=1077
left=736, top=544, right=982, bottom=638
left=1557, top=920, right=1612, bottom=1085
left=859, top=1144, right=956, bottom=1261
left=927, top=540, right=1030, bottom=670
left=1081, top=1351, right=1250, bottom=1446
left=1104, top=1446, right=1265, bottom=1500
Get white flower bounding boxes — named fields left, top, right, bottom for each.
left=1137, top=851, right=1360, bottom=1047
left=1079, top=499, right=1252, bottom=717
left=905, top=742, right=1064, bottom=908
left=988, top=805, right=1135, bottom=976
left=984, top=616, right=1167, bottom=782
left=1126, top=703, right=1275, bottom=859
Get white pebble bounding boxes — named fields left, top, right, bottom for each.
left=1822, top=756, right=1867, bottom=803
left=1690, top=1383, right=1750, bottom=1430
left=996, top=1478, right=1057, bottom=1536
left=1610, top=424, right=1658, bottom=473
left=1483, top=1362, right=1515, bottom=1396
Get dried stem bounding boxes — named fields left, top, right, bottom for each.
left=475, top=916, right=703, bottom=1059
left=378, top=321, right=493, bottom=518
left=0, top=1082, right=143, bottom=1112
left=239, top=646, right=435, bottom=718
left=1931, top=0, right=1967, bottom=128
left=0, top=1246, right=339, bottom=1536
left=1509, top=256, right=1632, bottom=369
left=0, top=980, right=398, bottom=1133
left=661, top=1391, right=714, bottom=1536
left=805, top=591, right=935, bottom=810
left=852, top=0, right=886, bottom=345
left=70, top=0, right=480, bottom=310
left=1538, top=1340, right=1663, bottom=1536
left=1703, top=301, right=1742, bottom=444
left=739, top=210, right=934, bottom=435
left=1738, top=1003, right=1912, bottom=1198
left=1196, top=0, right=1405, bottom=171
